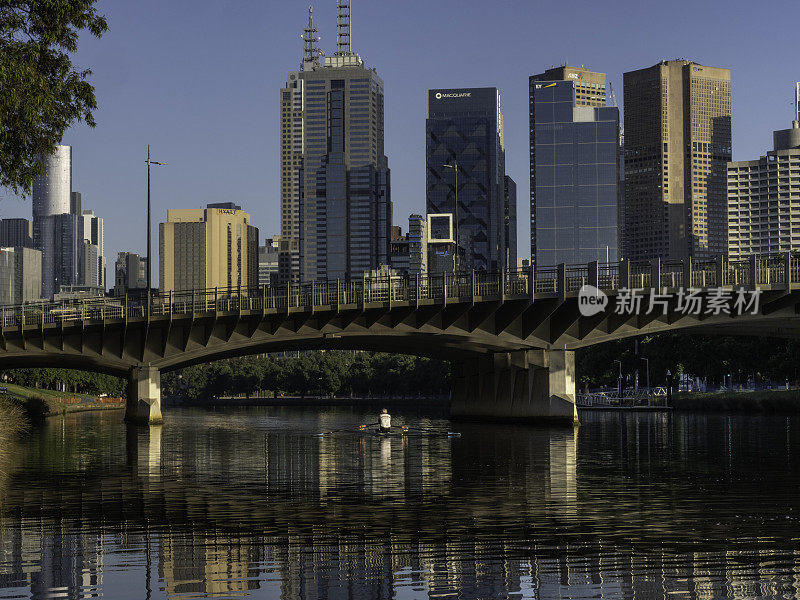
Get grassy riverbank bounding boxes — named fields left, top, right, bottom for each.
left=0, top=383, right=124, bottom=420
left=673, top=389, right=800, bottom=412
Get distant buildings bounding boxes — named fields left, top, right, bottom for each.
left=81, top=210, right=105, bottom=290
left=389, top=226, right=410, bottom=274
left=0, top=247, right=41, bottom=305
left=30, top=145, right=107, bottom=298
left=280, top=6, right=391, bottom=283
left=114, top=252, right=147, bottom=297
left=408, top=214, right=428, bottom=275
left=728, top=119, right=800, bottom=260
left=529, top=66, right=620, bottom=266
left=159, top=203, right=259, bottom=293
left=426, top=87, right=513, bottom=272
left=0, top=218, right=34, bottom=249
left=623, top=60, right=731, bottom=262
left=258, top=236, right=280, bottom=286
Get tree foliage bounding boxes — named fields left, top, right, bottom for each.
left=0, top=1, right=107, bottom=194
left=577, top=334, right=800, bottom=389
left=161, top=352, right=452, bottom=401
left=1, top=367, right=123, bottom=395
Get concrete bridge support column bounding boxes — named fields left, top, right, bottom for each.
left=450, top=349, right=578, bottom=424
left=125, top=366, right=163, bottom=425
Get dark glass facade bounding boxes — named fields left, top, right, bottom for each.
left=531, top=80, right=620, bottom=266
left=426, top=88, right=513, bottom=272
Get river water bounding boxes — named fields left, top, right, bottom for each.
left=1, top=407, right=799, bottom=599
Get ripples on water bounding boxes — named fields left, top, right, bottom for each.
left=1, top=407, right=800, bottom=599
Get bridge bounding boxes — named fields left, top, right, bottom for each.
left=1, top=255, right=800, bottom=424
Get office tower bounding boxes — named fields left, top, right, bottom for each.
left=38, top=213, right=82, bottom=298
left=408, top=214, right=428, bottom=275
left=0, top=247, right=42, bottom=305
left=70, top=191, right=81, bottom=215
left=159, top=204, right=259, bottom=293
left=258, top=236, right=280, bottom=286
left=504, top=175, right=517, bottom=270
left=81, top=210, right=105, bottom=289
left=0, top=218, right=34, bottom=248
left=728, top=117, right=800, bottom=259
left=280, top=5, right=391, bottom=283
left=426, top=87, right=510, bottom=272
left=114, top=252, right=147, bottom=297
left=623, top=60, right=731, bottom=261
left=529, top=65, right=620, bottom=266
left=32, top=144, right=71, bottom=249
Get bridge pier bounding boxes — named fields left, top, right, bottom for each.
left=450, top=349, right=578, bottom=424
left=125, top=366, right=163, bottom=425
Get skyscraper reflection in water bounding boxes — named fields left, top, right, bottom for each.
left=2, top=409, right=800, bottom=599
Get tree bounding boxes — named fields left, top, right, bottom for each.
left=0, top=1, right=107, bottom=194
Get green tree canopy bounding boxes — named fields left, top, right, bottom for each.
left=0, top=1, right=107, bottom=194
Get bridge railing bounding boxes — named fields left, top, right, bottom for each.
left=5, top=254, right=800, bottom=327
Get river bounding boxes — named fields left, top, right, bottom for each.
left=0, top=407, right=799, bottom=599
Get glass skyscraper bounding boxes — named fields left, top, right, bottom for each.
left=426, top=87, right=514, bottom=272
left=280, top=6, right=391, bottom=282
left=530, top=67, right=620, bottom=266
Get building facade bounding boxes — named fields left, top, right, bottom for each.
left=279, top=7, right=391, bottom=283
left=81, top=210, right=105, bottom=289
left=504, top=175, right=517, bottom=270
left=32, top=144, right=71, bottom=250
left=114, top=252, right=147, bottom=297
left=0, top=247, right=42, bottom=305
left=426, top=87, right=511, bottom=272
left=408, top=214, right=428, bottom=275
left=623, top=60, right=731, bottom=261
left=728, top=120, right=800, bottom=259
left=159, top=204, right=259, bottom=293
left=38, top=212, right=82, bottom=299
left=258, top=236, right=280, bottom=286
left=0, top=218, right=34, bottom=249
left=529, top=66, right=620, bottom=266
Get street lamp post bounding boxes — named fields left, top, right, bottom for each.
left=641, top=357, right=650, bottom=391
left=443, top=160, right=459, bottom=273
left=614, top=359, right=623, bottom=398
left=146, top=145, right=166, bottom=317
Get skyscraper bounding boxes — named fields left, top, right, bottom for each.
left=623, top=60, right=731, bottom=261
left=529, top=66, right=620, bottom=266
left=38, top=212, right=82, bottom=299
left=159, top=204, right=259, bottom=293
left=113, top=252, right=147, bottom=297
left=32, top=144, right=71, bottom=250
left=728, top=117, right=800, bottom=260
left=279, top=4, right=391, bottom=283
left=81, top=210, right=105, bottom=289
left=426, top=87, right=512, bottom=272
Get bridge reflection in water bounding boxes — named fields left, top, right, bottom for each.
left=2, top=408, right=800, bottom=599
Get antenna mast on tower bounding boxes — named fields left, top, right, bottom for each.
left=302, top=5, right=322, bottom=66
left=795, top=82, right=800, bottom=123
left=336, top=0, right=352, bottom=55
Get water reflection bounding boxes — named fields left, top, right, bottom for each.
left=1, top=408, right=800, bottom=599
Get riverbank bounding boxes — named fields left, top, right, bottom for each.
left=0, top=383, right=124, bottom=419
left=673, top=389, right=800, bottom=412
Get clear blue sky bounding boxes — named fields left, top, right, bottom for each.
left=1, top=0, right=798, bottom=271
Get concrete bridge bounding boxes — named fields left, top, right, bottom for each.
left=2, top=255, right=800, bottom=424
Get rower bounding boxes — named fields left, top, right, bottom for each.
left=379, top=408, right=391, bottom=433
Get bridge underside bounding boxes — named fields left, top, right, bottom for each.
left=2, top=289, right=800, bottom=424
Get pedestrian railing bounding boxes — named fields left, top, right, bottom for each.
left=2, top=254, right=799, bottom=329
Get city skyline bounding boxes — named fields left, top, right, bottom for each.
left=0, top=1, right=798, bottom=278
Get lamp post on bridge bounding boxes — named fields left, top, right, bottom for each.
left=443, top=159, right=460, bottom=273
left=145, top=145, right=167, bottom=318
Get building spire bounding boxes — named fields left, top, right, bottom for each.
left=302, top=5, right=322, bottom=67
left=336, top=0, right=351, bottom=55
